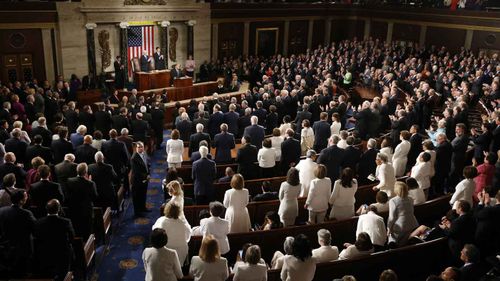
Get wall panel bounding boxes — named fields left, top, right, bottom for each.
left=425, top=27, right=466, bottom=53
left=392, top=23, right=420, bottom=42
left=312, top=19, right=325, bottom=48
left=370, top=21, right=388, bottom=41
left=331, top=19, right=364, bottom=43
left=218, top=22, right=244, bottom=59
left=288, top=20, right=308, bottom=55
left=249, top=21, right=285, bottom=56
left=471, top=30, right=500, bottom=53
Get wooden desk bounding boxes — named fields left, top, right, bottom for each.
left=173, top=77, right=193, bottom=88
left=134, top=70, right=171, bottom=91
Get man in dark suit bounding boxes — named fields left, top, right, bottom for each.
left=5, top=128, right=28, bottom=165
left=34, top=199, right=74, bottom=281
left=75, top=135, right=97, bottom=165
left=31, top=117, right=52, bottom=147
left=208, top=104, right=224, bottom=139
left=118, top=128, right=134, bottom=155
left=29, top=165, right=64, bottom=216
left=236, top=136, right=259, bottom=180
left=94, top=103, right=112, bottom=139
left=131, top=112, right=150, bottom=143
left=64, top=102, right=79, bottom=135
left=390, top=110, right=409, bottom=148
left=150, top=102, right=165, bottom=149
left=190, top=141, right=213, bottom=162
left=312, top=112, right=332, bottom=153
left=66, top=163, right=98, bottom=240
left=252, top=180, right=278, bottom=202
left=357, top=138, right=379, bottom=185
left=354, top=101, right=373, bottom=140
left=0, top=190, right=36, bottom=278
left=243, top=116, right=265, bottom=149
left=0, top=152, right=27, bottom=189
left=317, top=135, right=345, bottom=183
left=433, top=133, right=453, bottom=196
left=212, top=124, right=235, bottom=163
left=294, top=103, right=312, bottom=132
left=191, top=146, right=216, bottom=205
left=153, top=47, right=166, bottom=70
left=238, top=108, right=252, bottom=138
left=140, top=50, right=151, bottom=72
left=89, top=152, right=118, bottom=209
left=54, top=153, right=78, bottom=198
left=224, top=104, right=239, bottom=136
left=101, top=129, right=130, bottom=187
left=171, top=64, right=183, bottom=80
left=280, top=129, right=301, bottom=175
left=253, top=101, right=267, bottom=127
left=474, top=190, right=500, bottom=257
left=114, top=56, right=125, bottom=89
left=78, top=105, right=95, bottom=135
left=130, top=141, right=150, bottom=216
left=443, top=200, right=476, bottom=264
left=459, top=244, right=485, bottom=281
left=449, top=123, right=469, bottom=189
left=26, top=135, right=54, bottom=167
left=342, top=136, right=362, bottom=171
left=0, top=120, right=10, bottom=143
left=176, top=113, right=193, bottom=142
left=112, top=107, right=130, bottom=132
left=188, top=124, right=211, bottom=157
left=407, top=125, right=423, bottom=170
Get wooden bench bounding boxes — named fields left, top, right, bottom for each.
left=10, top=271, right=73, bottom=281
left=72, top=234, right=95, bottom=280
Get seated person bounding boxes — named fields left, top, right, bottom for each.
left=312, top=229, right=339, bottom=263
left=191, top=209, right=210, bottom=236
left=258, top=211, right=283, bottom=231
left=356, top=191, right=389, bottom=215
left=217, top=167, right=234, bottom=183
left=271, top=236, right=294, bottom=269
left=339, top=232, right=374, bottom=260
left=252, top=181, right=278, bottom=202
left=232, top=243, right=267, bottom=272
left=199, top=201, right=230, bottom=255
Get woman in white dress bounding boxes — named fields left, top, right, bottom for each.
left=392, top=130, right=411, bottom=177
left=257, top=138, right=276, bottom=178
left=278, top=168, right=302, bottom=227
left=223, top=174, right=251, bottom=233
left=329, top=167, right=358, bottom=220
left=166, top=129, right=184, bottom=168
left=305, top=164, right=331, bottom=224
left=330, top=113, right=341, bottom=136
left=420, top=140, right=436, bottom=179
left=153, top=203, right=192, bottom=265
left=166, top=180, right=186, bottom=222
left=379, top=137, right=393, bottom=163
left=410, top=152, right=432, bottom=199
left=449, top=166, right=477, bottom=209
left=270, top=128, right=284, bottom=161
left=300, top=119, right=314, bottom=155
left=374, top=153, right=396, bottom=197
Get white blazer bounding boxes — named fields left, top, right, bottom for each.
left=189, top=256, right=229, bottom=281
left=143, top=247, right=183, bottom=281
left=306, top=177, right=332, bottom=212
left=200, top=216, right=230, bottom=255
left=166, top=139, right=184, bottom=164
left=257, top=147, right=276, bottom=168
left=375, top=163, right=396, bottom=197
left=392, top=140, right=410, bottom=177
left=295, top=158, right=318, bottom=197
left=356, top=211, right=387, bottom=246
left=154, top=217, right=192, bottom=265
left=419, top=150, right=436, bottom=177
left=330, top=121, right=341, bottom=136
left=380, top=147, right=393, bottom=163
left=233, top=263, right=267, bottom=281
left=409, top=188, right=426, bottom=205
left=312, top=246, right=339, bottom=263
left=410, top=161, right=432, bottom=190
left=450, top=178, right=475, bottom=209
left=280, top=255, right=316, bottom=281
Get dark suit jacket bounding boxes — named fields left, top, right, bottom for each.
left=66, top=176, right=97, bottom=239
left=25, top=145, right=54, bottom=167
left=265, top=112, right=279, bottom=135
left=64, top=109, right=79, bottom=135
left=253, top=108, right=267, bottom=127
left=294, top=110, right=312, bottom=132
left=130, top=152, right=149, bottom=187
left=51, top=139, right=74, bottom=165
left=153, top=52, right=165, bottom=70
left=460, top=263, right=485, bottom=281
left=354, top=108, right=372, bottom=140
left=236, top=143, right=259, bottom=179
left=190, top=152, right=212, bottom=163
left=450, top=134, right=469, bottom=175
left=358, top=148, right=378, bottom=182
left=312, top=120, right=331, bottom=152
left=446, top=212, right=476, bottom=258
left=188, top=132, right=211, bottom=157
left=408, top=133, right=423, bottom=168
left=238, top=115, right=252, bottom=138
left=243, top=124, right=265, bottom=149
left=89, top=162, right=118, bottom=208
left=31, top=126, right=52, bottom=147
left=29, top=180, right=64, bottom=212
left=101, top=139, right=130, bottom=175
left=224, top=111, right=240, bottom=136
left=390, top=117, right=408, bottom=147
left=5, top=138, right=28, bottom=164
left=208, top=112, right=224, bottom=138
left=474, top=204, right=500, bottom=255
left=171, top=68, right=182, bottom=79
left=192, top=158, right=216, bottom=196
left=78, top=111, right=95, bottom=135
left=34, top=215, right=74, bottom=268
left=94, top=111, right=112, bottom=137
left=117, top=135, right=134, bottom=155
left=342, top=145, right=362, bottom=171
left=54, top=161, right=77, bottom=196
left=0, top=205, right=36, bottom=258
left=75, top=144, right=97, bottom=165
left=140, top=55, right=150, bottom=72
left=0, top=162, right=27, bottom=189
left=177, top=120, right=193, bottom=141
left=253, top=192, right=278, bottom=202
left=213, top=132, right=235, bottom=163
left=317, top=145, right=345, bottom=182
left=112, top=115, right=130, bottom=131
left=281, top=137, right=301, bottom=170
left=435, top=141, right=453, bottom=176
left=131, top=119, right=150, bottom=143
left=150, top=108, right=165, bottom=132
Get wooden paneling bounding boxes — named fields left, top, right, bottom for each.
left=331, top=19, right=364, bottom=42
left=0, top=29, right=45, bottom=82
left=249, top=21, right=285, bottom=56
left=471, top=30, right=500, bottom=53
left=218, top=22, right=244, bottom=59
left=425, top=27, right=466, bottom=53
left=288, top=20, right=308, bottom=55
left=312, top=19, right=325, bottom=48
left=392, top=23, right=420, bottom=42
left=370, top=21, right=388, bottom=41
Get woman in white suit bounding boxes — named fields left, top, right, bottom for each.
left=305, top=164, right=331, bottom=224
left=223, top=174, right=251, bottom=233
left=380, top=137, right=394, bottom=163
left=392, top=130, right=411, bottom=177
left=233, top=245, right=267, bottom=281
left=329, top=167, right=358, bottom=220
left=374, top=153, right=396, bottom=197
left=419, top=140, right=436, bottom=178
left=154, top=202, right=192, bottom=265
left=387, top=182, right=419, bottom=247
left=166, top=129, right=184, bottom=168
left=280, top=234, right=316, bottom=281
left=410, top=152, right=432, bottom=199
left=449, top=166, right=477, bottom=209
left=278, top=168, right=302, bottom=227
left=300, top=119, right=314, bottom=155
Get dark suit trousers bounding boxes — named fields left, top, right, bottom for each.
left=132, top=182, right=148, bottom=214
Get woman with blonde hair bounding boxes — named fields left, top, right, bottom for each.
left=166, top=129, right=184, bottom=168
left=166, top=180, right=186, bottom=222
left=12, top=120, right=31, bottom=144
left=223, top=174, right=251, bottom=233
left=189, top=235, right=229, bottom=281
left=387, top=182, right=418, bottom=247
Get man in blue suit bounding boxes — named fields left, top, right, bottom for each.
left=317, top=135, right=345, bottom=183
left=312, top=112, right=331, bottom=153
left=213, top=123, right=235, bottom=163
left=192, top=146, right=216, bottom=205
left=223, top=104, right=239, bottom=136
left=243, top=116, right=265, bottom=148
left=208, top=104, right=224, bottom=139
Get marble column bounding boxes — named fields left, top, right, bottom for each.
left=325, top=17, right=332, bottom=46
left=160, top=21, right=170, bottom=69
left=187, top=20, right=196, bottom=58
left=85, top=23, right=97, bottom=79
left=119, top=22, right=129, bottom=79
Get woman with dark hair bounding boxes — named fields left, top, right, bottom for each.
left=410, top=151, right=432, bottom=199
left=258, top=138, right=277, bottom=178
left=305, top=164, right=331, bottom=224
left=339, top=232, right=374, bottom=259
left=278, top=168, right=302, bottom=227
left=473, top=153, right=496, bottom=198
left=142, top=228, right=183, bottom=281
left=329, top=167, right=358, bottom=220
left=280, top=234, right=316, bottom=281
left=261, top=211, right=283, bottom=230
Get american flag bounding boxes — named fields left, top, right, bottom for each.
left=127, top=25, right=155, bottom=76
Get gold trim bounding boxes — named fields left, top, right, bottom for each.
left=0, top=23, right=56, bottom=29
left=256, top=27, right=279, bottom=56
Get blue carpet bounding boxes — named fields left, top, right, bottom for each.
left=95, top=130, right=170, bottom=281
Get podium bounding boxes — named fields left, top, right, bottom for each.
left=173, top=77, right=193, bottom=88
left=134, top=70, right=171, bottom=91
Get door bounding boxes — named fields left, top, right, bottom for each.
left=2, top=53, right=33, bottom=83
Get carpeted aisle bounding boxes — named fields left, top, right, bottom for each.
left=95, top=130, right=170, bottom=281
